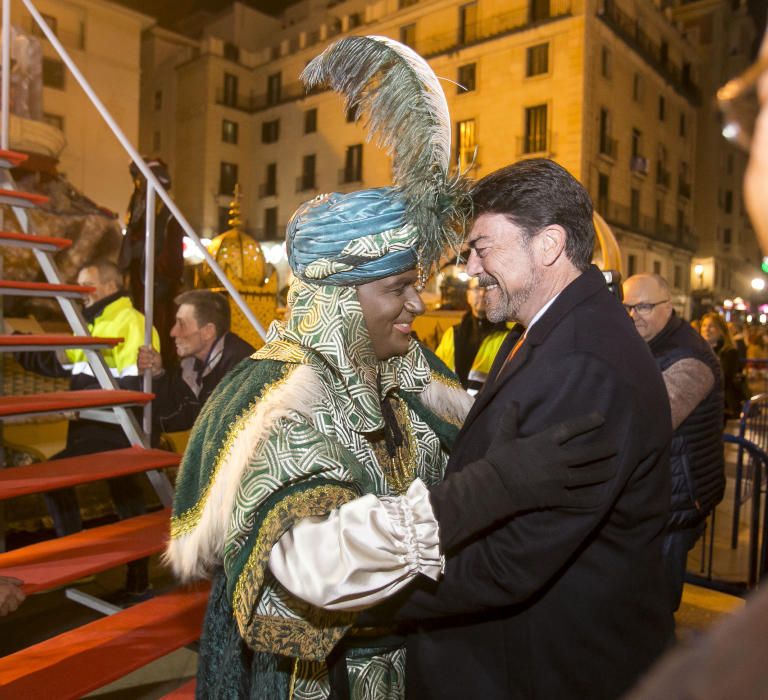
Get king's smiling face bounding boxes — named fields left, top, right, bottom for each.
left=466, top=213, right=542, bottom=325
left=356, top=268, right=425, bottom=361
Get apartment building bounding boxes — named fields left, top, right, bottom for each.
left=140, top=0, right=755, bottom=306
left=673, top=0, right=759, bottom=311
left=11, top=0, right=153, bottom=215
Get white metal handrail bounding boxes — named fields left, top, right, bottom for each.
left=2, top=0, right=269, bottom=441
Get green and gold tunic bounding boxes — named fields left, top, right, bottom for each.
left=168, top=280, right=471, bottom=699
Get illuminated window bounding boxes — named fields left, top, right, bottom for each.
left=456, top=118, right=477, bottom=171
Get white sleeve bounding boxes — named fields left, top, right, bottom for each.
left=268, top=478, right=443, bottom=611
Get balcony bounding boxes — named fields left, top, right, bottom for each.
left=338, top=167, right=362, bottom=185
left=601, top=200, right=698, bottom=251
left=630, top=155, right=648, bottom=175
left=258, top=182, right=277, bottom=198
left=410, top=0, right=572, bottom=58
left=296, top=175, right=316, bottom=193
left=678, top=179, right=691, bottom=200
left=516, top=131, right=554, bottom=157
left=216, top=82, right=312, bottom=114
left=599, top=136, right=618, bottom=160
left=598, top=0, right=701, bottom=105
left=656, top=166, right=670, bottom=189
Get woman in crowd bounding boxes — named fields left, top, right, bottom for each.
left=700, top=312, right=747, bottom=420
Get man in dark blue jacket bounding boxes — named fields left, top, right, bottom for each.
left=624, top=273, right=725, bottom=611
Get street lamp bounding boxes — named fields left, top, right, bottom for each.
left=752, top=278, right=766, bottom=292
left=694, top=264, right=704, bottom=289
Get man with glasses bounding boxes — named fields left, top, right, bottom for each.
left=624, top=273, right=724, bottom=611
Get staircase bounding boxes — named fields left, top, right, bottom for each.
left=0, top=150, right=205, bottom=698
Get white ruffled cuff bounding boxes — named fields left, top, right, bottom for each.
left=268, top=478, right=443, bottom=611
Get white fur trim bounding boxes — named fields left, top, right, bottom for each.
left=421, top=374, right=473, bottom=426
left=166, top=364, right=323, bottom=582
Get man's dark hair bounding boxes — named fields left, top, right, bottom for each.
left=81, top=259, right=123, bottom=289
left=471, top=159, right=595, bottom=271
left=175, top=290, right=230, bottom=337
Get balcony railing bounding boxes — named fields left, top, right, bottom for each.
left=216, top=89, right=262, bottom=112
left=601, top=200, right=697, bottom=251
left=598, top=0, right=701, bottom=105
left=599, top=136, right=618, bottom=159
left=516, top=131, right=554, bottom=157
left=630, top=155, right=648, bottom=175
left=411, top=0, right=572, bottom=58
left=338, top=167, right=362, bottom=184
left=296, top=174, right=316, bottom=193
left=258, top=182, right=277, bottom=198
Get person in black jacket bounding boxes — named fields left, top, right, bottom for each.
left=700, top=312, right=747, bottom=420
left=269, top=159, right=674, bottom=700
left=624, top=273, right=725, bottom=611
left=132, top=290, right=254, bottom=436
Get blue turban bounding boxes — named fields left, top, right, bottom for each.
left=286, top=187, right=419, bottom=286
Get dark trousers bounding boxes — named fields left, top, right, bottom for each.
left=662, top=521, right=706, bottom=612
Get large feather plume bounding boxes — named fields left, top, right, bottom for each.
left=301, top=35, right=469, bottom=268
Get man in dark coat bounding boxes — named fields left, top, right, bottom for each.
left=624, top=273, right=724, bottom=612
left=360, top=159, right=674, bottom=699
left=131, top=289, right=254, bottom=436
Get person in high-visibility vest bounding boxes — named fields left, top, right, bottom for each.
left=435, top=276, right=511, bottom=395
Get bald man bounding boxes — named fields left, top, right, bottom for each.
left=623, top=273, right=725, bottom=611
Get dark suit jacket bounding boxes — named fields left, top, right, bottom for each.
left=391, top=266, right=675, bottom=699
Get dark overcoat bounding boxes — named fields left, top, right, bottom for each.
left=395, top=266, right=675, bottom=699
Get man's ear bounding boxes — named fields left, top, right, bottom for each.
left=537, top=225, right=567, bottom=267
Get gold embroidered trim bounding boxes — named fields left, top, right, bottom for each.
left=430, top=369, right=462, bottom=392
left=233, top=483, right=357, bottom=660
left=169, top=365, right=298, bottom=539
left=371, top=397, right=418, bottom=495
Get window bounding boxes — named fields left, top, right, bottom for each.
left=218, top=206, right=230, bottom=233
left=630, top=188, right=640, bottom=227
left=399, top=0, right=419, bottom=7
left=219, top=162, right=238, bottom=196
left=724, top=190, right=733, bottom=213
left=223, top=73, right=238, bottom=106
left=655, top=199, right=663, bottom=228
left=224, top=41, right=240, bottom=62
left=32, top=13, right=57, bottom=37
left=653, top=261, right=662, bottom=275
left=459, top=2, right=478, bottom=44
left=154, top=90, right=162, bottom=110
left=627, top=254, right=637, bottom=277
left=152, top=130, right=161, bottom=152
left=530, top=0, right=551, bottom=22
left=658, top=96, right=665, bottom=121
left=42, top=57, right=65, bottom=89
left=457, top=63, right=476, bottom=92
left=456, top=119, right=477, bottom=171
left=673, top=265, right=682, bottom=289
left=656, top=143, right=669, bottom=186
left=679, top=112, right=686, bottom=137
left=343, top=144, right=363, bottom=183
left=262, top=119, right=280, bottom=144
left=600, top=46, right=611, bottom=79
left=304, top=108, right=317, bottom=134
left=222, top=119, right=239, bottom=144
left=597, top=173, right=609, bottom=214
left=526, top=43, right=549, bottom=77
left=43, top=113, right=64, bottom=131
left=400, top=23, right=416, bottom=48
left=346, top=105, right=358, bottom=123
left=632, top=73, right=642, bottom=102
left=263, top=163, right=277, bottom=197
left=523, top=104, right=548, bottom=154
left=267, top=72, right=281, bottom=106
left=631, top=128, right=642, bottom=158
left=599, top=108, right=614, bottom=157
left=348, top=12, right=362, bottom=29
left=264, top=207, right=278, bottom=238
left=299, top=154, right=316, bottom=191
left=723, top=228, right=732, bottom=246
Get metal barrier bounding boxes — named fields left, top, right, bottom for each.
left=693, top=434, right=768, bottom=594
left=731, top=394, right=768, bottom=549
